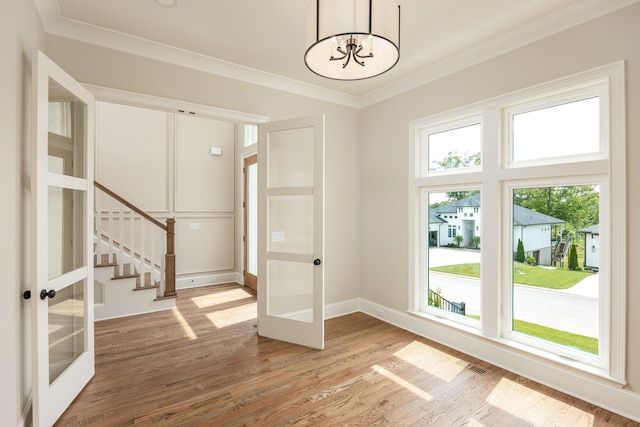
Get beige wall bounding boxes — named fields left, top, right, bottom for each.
left=360, top=1, right=640, bottom=396
left=1, top=0, right=46, bottom=424
left=96, top=102, right=236, bottom=279
left=45, top=35, right=362, bottom=305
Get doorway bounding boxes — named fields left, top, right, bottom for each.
left=243, top=154, right=258, bottom=291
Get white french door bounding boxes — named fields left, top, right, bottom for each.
left=257, top=115, right=325, bottom=349
left=31, top=51, right=95, bottom=426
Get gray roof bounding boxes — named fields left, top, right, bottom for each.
left=513, top=205, right=565, bottom=226
left=429, top=209, right=447, bottom=224
left=430, top=193, right=565, bottom=226
left=578, top=224, right=599, bottom=235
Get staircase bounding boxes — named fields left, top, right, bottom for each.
left=552, top=236, right=572, bottom=267
left=94, top=181, right=177, bottom=320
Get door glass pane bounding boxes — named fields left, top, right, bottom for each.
left=421, top=123, right=481, bottom=174
left=267, top=127, right=313, bottom=188
left=48, top=78, right=86, bottom=178
left=512, top=185, right=600, bottom=355
left=512, top=97, right=599, bottom=162
left=247, top=162, right=258, bottom=276
left=48, top=188, right=85, bottom=280
left=427, top=190, right=481, bottom=322
left=267, top=260, right=313, bottom=323
left=49, top=279, right=85, bottom=384
left=268, top=195, right=313, bottom=254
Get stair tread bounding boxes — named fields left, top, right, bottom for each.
left=112, top=274, right=139, bottom=280
left=134, top=284, right=160, bottom=291
left=95, top=262, right=118, bottom=268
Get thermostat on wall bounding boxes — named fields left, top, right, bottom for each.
left=210, top=147, right=222, bottom=156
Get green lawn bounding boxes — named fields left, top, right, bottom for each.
left=465, top=315, right=598, bottom=354
left=430, top=261, right=591, bottom=289
left=514, top=319, right=598, bottom=354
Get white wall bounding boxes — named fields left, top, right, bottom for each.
left=96, top=102, right=236, bottom=281
left=1, top=0, right=46, bottom=425
left=45, top=35, right=362, bottom=307
left=360, top=0, right=640, bottom=414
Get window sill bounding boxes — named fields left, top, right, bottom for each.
left=407, top=310, right=626, bottom=388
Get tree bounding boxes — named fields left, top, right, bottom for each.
left=471, top=235, right=481, bottom=249
left=568, top=243, right=580, bottom=270
left=513, top=186, right=600, bottom=235
left=454, top=235, right=464, bottom=248
left=432, top=150, right=481, bottom=201
left=515, top=239, right=525, bottom=262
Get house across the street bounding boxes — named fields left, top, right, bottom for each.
left=579, top=224, right=600, bottom=270
left=429, top=193, right=566, bottom=265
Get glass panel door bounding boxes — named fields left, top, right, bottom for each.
left=258, top=115, right=324, bottom=349
left=32, top=51, right=95, bottom=427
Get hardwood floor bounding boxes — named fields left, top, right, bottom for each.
left=56, top=283, right=638, bottom=426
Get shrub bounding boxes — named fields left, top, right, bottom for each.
left=568, top=243, right=581, bottom=270
left=515, top=239, right=525, bottom=262
left=526, top=255, right=536, bottom=265
left=429, top=287, right=443, bottom=308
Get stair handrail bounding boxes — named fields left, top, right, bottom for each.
left=94, top=181, right=177, bottom=298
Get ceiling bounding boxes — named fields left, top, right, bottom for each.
left=35, top=0, right=639, bottom=106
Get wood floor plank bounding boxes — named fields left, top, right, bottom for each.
left=55, top=284, right=638, bottom=426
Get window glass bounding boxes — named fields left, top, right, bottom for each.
left=511, top=185, right=600, bottom=355
left=421, top=123, right=481, bottom=174
left=244, top=124, right=258, bottom=147
left=512, top=97, right=599, bottom=162
left=426, top=190, right=481, bottom=323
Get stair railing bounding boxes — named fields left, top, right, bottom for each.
left=428, top=289, right=466, bottom=316
left=94, top=181, right=176, bottom=299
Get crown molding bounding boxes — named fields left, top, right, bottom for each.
left=36, top=0, right=640, bottom=110
left=360, top=0, right=640, bottom=108
left=84, top=84, right=270, bottom=124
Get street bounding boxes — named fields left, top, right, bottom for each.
left=428, top=248, right=599, bottom=338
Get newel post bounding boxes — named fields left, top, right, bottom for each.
left=164, top=218, right=177, bottom=298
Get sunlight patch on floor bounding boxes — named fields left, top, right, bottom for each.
left=191, top=288, right=254, bottom=308
left=372, top=364, right=433, bottom=401
left=394, top=340, right=466, bottom=382
left=486, top=377, right=595, bottom=425
left=173, top=308, right=197, bottom=340
left=206, top=303, right=256, bottom=328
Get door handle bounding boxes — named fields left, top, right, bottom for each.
left=23, top=290, right=31, bottom=300
left=313, top=259, right=321, bottom=266
left=40, top=289, right=56, bottom=300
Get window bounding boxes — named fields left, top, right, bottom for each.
left=244, top=124, right=258, bottom=147
left=409, top=63, right=625, bottom=381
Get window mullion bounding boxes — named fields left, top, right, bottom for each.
left=481, top=107, right=501, bottom=339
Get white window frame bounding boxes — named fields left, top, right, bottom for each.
left=408, top=61, right=626, bottom=382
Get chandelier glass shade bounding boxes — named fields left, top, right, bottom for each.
left=305, top=0, right=400, bottom=80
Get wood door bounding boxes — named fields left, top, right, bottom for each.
left=31, top=50, right=95, bottom=426
left=257, top=115, right=325, bottom=349
left=243, top=154, right=258, bottom=291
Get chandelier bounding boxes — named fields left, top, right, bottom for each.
left=304, top=0, right=401, bottom=81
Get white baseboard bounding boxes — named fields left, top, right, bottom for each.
left=325, top=298, right=360, bottom=319
left=176, top=272, right=241, bottom=289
